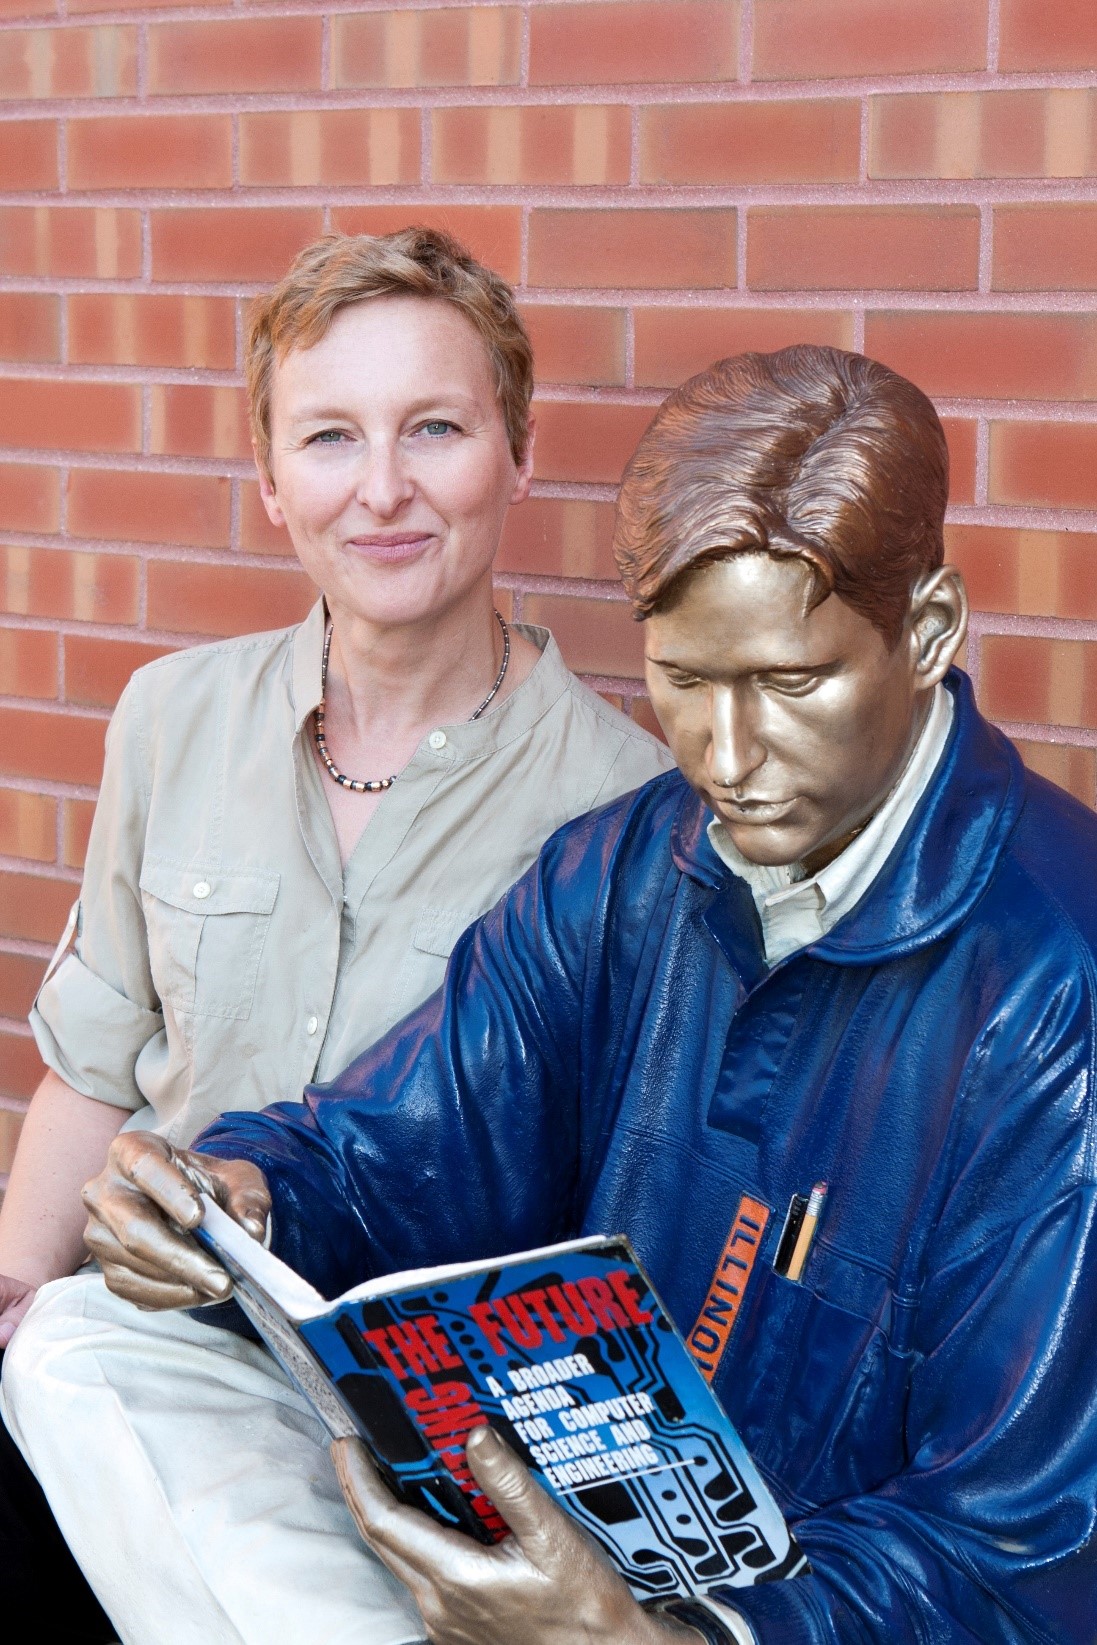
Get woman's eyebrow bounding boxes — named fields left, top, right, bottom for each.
left=285, top=391, right=484, bottom=424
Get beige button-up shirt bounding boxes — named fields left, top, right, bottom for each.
left=31, top=602, right=673, bottom=1146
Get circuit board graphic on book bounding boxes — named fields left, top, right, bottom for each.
left=194, top=1199, right=807, bottom=1600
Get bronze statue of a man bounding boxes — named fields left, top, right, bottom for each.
left=6, top=346, right=1096, bottom=1643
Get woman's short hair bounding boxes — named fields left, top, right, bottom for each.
left=247, top=227, right=534, bottom=478
left=613, top=345, right=949, bottom=647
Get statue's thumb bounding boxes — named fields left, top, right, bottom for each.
left=465, top=1424, right=553, bottom=1551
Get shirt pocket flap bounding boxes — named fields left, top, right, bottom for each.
left=411, top=907, right=475, bottom=958
left=139, top=860, right=280, bottom=918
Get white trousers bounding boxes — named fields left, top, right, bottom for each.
left=1, top=1272, right=426, bottom=1645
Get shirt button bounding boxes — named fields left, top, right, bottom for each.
left=306, top=1015, right=319, bottom=1036
left=193, top=881, right=211, bottom=899
left=428, top=730, right=447, bottom=751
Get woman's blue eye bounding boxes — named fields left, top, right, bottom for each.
left=312, top=430, right=346, bottom=444
left=422, top=420, right=455, bottom=437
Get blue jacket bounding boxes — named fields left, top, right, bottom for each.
left=198, top=671, right=1097, bottom=1643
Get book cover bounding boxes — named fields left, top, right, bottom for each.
left=194, top=1200, right=806, bottom=1601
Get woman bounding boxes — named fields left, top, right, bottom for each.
left=0, top=228, right=671, bottom=1635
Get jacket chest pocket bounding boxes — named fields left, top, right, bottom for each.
left=721, top=1257, right=917, bottom=1512
left=139, top=861, right=280, bottom=1022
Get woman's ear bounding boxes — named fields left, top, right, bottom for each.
left=255, top=442, right=285, bottom=530
left=909, top=566, right=969, bottom=687
left=511, top=418, right=536, bottom=506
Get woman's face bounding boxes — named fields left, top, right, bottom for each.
left=259, top=294, right=533, bottom=631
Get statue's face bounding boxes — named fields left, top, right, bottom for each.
left=645, top=552, right=931, bottom=872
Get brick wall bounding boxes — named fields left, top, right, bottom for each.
left=1, top=0, right=1096, bottom=1154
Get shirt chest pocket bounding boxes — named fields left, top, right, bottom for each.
left=721, top=1250, right=918, bottom=1513
left=139, top=861, right=280, bottom=1022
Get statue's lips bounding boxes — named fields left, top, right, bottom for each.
left=711, top=796, right=797, bottom=825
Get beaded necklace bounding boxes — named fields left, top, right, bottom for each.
left=312, top=609, right=511, bottom=794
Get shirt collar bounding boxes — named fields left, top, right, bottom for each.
left=288, top=599, right=576, bottom=757
left=707, top=682, right=954, bottom=927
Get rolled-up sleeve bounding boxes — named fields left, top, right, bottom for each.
left=30, top=677, right=164, bottom=1111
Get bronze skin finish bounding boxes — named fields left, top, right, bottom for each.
left=80, top=345, right=966, bottom=1645
left=645, top=553, right=966, bottom=876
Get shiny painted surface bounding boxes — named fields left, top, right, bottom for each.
left=199, top=670, right=1097, bottom=1640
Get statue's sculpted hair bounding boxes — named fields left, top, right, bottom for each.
left=614, top=345, right=949, bottom=646
left=247, top=227, right=533, bottom=480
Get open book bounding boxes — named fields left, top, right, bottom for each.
left=194, top=1198, right=806, bottom=1600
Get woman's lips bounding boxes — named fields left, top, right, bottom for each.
left=345, top=534, right=435, bottom=564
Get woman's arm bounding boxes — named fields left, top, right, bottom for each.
left=0, top=1070, right=128, bottom=1345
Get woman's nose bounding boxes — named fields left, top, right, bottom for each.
left=708, top=687, right=765, bottom=790
left=355, top=442, right=414, bottom=517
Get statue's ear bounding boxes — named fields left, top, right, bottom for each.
left=908, top=566, right=968, bottom=688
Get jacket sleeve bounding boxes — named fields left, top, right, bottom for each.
left=723, top=963, right=1097, bottom=1645
left=193, top=822, right=599, bottom=1300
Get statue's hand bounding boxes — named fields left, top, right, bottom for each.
left=82, top=1132, right=270, bottom=1311
left=333, top=1425, right=705, bottom=1645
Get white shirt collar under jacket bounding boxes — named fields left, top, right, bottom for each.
left=707, top=683, right=954, bottom=966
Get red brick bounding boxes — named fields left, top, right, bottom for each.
left=333, top=7, right=521, bottom=89
left=1000, top=0, right=1097, bottom=70
left=942, top=418, right=976, bottom=505
left=0, top=790, right=56, bottom=867
left=331, top=205, right=522, bottom=284
left=67, top=0, right=202, bottom=10
left=993, top=206, right=1097, bottom=293
left=1012, top=739, right=1095, bottom=808
left=0, top=1033, right=44, bottom=1101
left=630, top=697, right=668, bottom=744
left=62, top=797, right=96, bottom=870
left=0, top=293, right=59, bottom=363
left=747, top=206, right=980, bottom=292
left=0, top=465, right=60, bottom=534
left=146, top=561, right=315, bottom=640
left=240, top=110, right=420, bottom=188
left=634, top=307, right=855, bottom=389
left=0, top=207, right=142, bottom=279
left=522, top=306, right=626, bottom=386
left=864, top=311, right=1097, bottom=403
left=239, top=482, right=294, bottom=556
left=0, top=545, right=139, bottom=624
left=432, top=105, right=630, bottom=186
left=0, top=867, right=79, bottom=945
left=521, top=593, right=644, bottom=678
left=0, top=381, right=139, bottom=454
left=989, top=423, right=1097, bottom=510
left=945, top=524, right=1097, bottom=620
left=65, top=634, right=176, bottom=711
left=981, top=634, right=1097, bottom=731
left=68, top=470, right=230, bottom=550
left=67, top=114, right=232, bottom=191
left=0, top=0, right=56, bottom=16
left=0, top=707, right=106, bottom=786
left=0, top=25, right=136, bottom=99
left=151, top=208, right=325, bottom=283
left=0, top=120, right=56, bottom=190
left=533, top=401, right=656, bottom=485
left=0, top=627, right=57, bottom=699
left=529, top=209, right=737, bottom=291
left=640, top=101, right=860, bottom=185
left=148, top=17, right=321, bottom=94
left=754, top=0, right=987, bottom=79
left=149, top=386, right=250, bottom=463
left=497, top=497, right=617, bottom=580
left=68, top=294, right=236, bottom=371
left=870, top=90, right=1097, bottom=181
left=0, top=949, right=48, bottom=1018
left=530, top=1, right=737, bottom=84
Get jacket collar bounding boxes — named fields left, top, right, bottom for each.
left=671, top=669, right=1026, bottom=966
